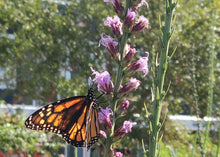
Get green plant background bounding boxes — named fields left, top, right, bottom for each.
left=0, top=108, right=65, bottom=156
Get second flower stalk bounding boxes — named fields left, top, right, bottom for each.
left=91, top=0, right=150, bottom=156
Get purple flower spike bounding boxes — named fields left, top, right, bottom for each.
left=104, top=0, right=124, bottom=15
left=104, top=15, right=123, bottom=36
left=99, top=34, right=120, bottom=59
left=114, top=152, right=123, bottom=157
left=124, top=9, right=137, bottom=28
left=119, top=78, right=141, bottom=96
left=132, top=15, right=149, bottom=33
left=118, top=100, right=130, bottom=111
left=98, top=106, right=113, bottom=130
left=91, top=67, right=114, bottom=94
left=114, top=120, right=137, bottom=138
left=128, top=52, right=149, bottom=76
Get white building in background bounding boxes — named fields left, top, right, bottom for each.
left=169, top=115, right=220, bottom=131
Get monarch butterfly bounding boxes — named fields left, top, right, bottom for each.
left=25, top=88, right=100, bottom=149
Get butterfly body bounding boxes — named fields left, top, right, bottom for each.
left=25, top=88, right=100, bottom=149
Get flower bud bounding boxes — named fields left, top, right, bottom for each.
left=132, top=15, right=149, bottom=33
left=124, top=9, right=136, bottom=28
left=119, top=78, right=141, bottom=96
left=100, top=130, right=107, bottom=138
left=132, top=0, right=149, bottom=12
left=91, top=67, right=114, bottom=94
left=114, top=120, right=137, bottom=138
left=128, top=52, right=149, bottom=76
left=104, top=0, right=124, bottom=15
left=118, top=100, right=130, bottom=111
left=98, top=106, right=113, bottom=130
left=104, top=15, right=123, bottom=36
left=114, top=152, right=123, bottom=157
left=123, top=47, right=136, bottom=65
left=99, top=34, right=120, bottom=59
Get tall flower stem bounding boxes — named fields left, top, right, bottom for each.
left=110, top=0, right=132, bottom=136
left=112, top=33, right=129, bottom=105
left=148, top=0, right=176, bottom=157
left=103, top=15, right=130, bottom=157
left=100, top=0, right=149, bottom=155
left=104, top=33, right=129, bottom=157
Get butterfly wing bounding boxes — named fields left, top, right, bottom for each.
left=63, top=101, right=100, bottom=149
left=25, top=96, right=88, bottom=147
left=25, top=92, right=100, bottom=149
left=85, top=101, right=100, bottom=149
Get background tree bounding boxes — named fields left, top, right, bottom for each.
left=0, top=0, right=108, bottom=103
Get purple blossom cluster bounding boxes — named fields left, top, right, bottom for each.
left=90, top=0, right=150, bottom=155
left=91, top=67, right=114, bottom=94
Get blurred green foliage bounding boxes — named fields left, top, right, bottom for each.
left=0, top=0, right=108, bottom=102
left=165, top=0, right=220, bottom=117
left=113, top=118, right=218, bottom=156
left=0, top=108, right=65, bottom=156
left=160, top=119, right=218, bottom=157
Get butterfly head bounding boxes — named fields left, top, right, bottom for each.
left=88, top=87, right=94, bottom=93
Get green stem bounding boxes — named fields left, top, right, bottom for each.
left=148, top=0, right=176, bottom=156
left=191, top=52, right=205, bottom=156
left=103, top=139, right=112, bottom=157
left=204, top=0, right=216, bottom=149
left=103, top=33, right=128, bottom=157
left=111, top=33, right=128, bottom=132
left=103, top=22, right=129, bottom=157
